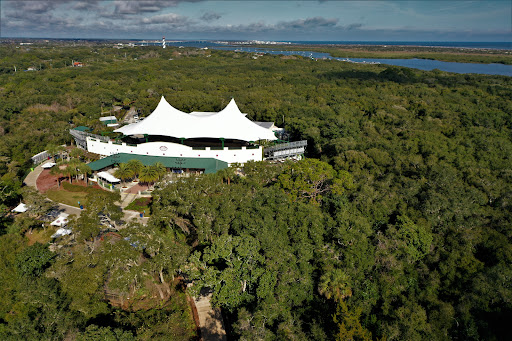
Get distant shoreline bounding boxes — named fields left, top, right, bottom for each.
left=1, top=37, right=510, bottom=51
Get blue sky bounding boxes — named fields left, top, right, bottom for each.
left=1, top=1, right=510, bottom=41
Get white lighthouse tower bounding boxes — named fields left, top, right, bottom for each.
left=162, top=36, right=166, bottom=49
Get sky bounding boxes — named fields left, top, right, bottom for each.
left=1, top=0, right=511, bottom=41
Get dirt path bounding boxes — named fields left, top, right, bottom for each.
left=194, top=293, right=227, bottom=341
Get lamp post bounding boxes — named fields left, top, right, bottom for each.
left=175, top=158, right=185, bottom=175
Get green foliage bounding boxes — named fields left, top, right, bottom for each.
left=114, top=162, right=135, bottom=185
left=15, top=242, right=54, bottom=278
left=318, top=268, right=352, bottom=302
left=125, top=197, right=152, bottom=214
left=72, top=190, right=122, bottom=242
left=277, top=158, right=353, bottom=204
left=21, top=187, right=55, bottom=217
left=0, top=43, right=510, bottom=340
left=76, top=325, right=135, bottom=341
left=393, top=215, right=433, bottom=263
left=50, top=243, right=111, bottom=318
left=126, top=159, right=144, bottom=177
left=334, top=300, right=372, bottom=341
left=139, top=164, right=161, bottom=184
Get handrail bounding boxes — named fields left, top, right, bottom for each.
left=265, top=140, right=307, bottom=152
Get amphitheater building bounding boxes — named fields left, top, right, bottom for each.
left=72, top=97, right=302, bottom=175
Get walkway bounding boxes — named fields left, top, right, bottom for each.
left=23, top=161, right=47, bottom=189
left=26, top=163, right=224, bottom=339
left=194, top=292, right=227, bottom=341
left=24, top=162, right=149, bottom=225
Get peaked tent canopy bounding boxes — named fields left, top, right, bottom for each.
left=51, top=213, right=69, bottom=227
left=12, top=203, right=28, bottom=213
left=114, top=97, right=277, bottom=142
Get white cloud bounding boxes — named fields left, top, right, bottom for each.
left=113, top=0, right=202, bottom=15
left=140, top=13, right=191, bottom=25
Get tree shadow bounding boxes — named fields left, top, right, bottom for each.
left=202, top=308, right=227, bottom=341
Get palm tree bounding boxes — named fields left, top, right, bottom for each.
left=217, top=166, right=236, bottom=185
left=138, top=165, right=159, bottom=187
left=153, top=162, right=167, bottom=181
left=56, top=145, right=66, bottom=161
left=76, top=162, right=91, bottom=185
left=67, top=159, right=85, bottom=183
left=318, top=268, right=352, bottom=302
left=126, top=159, right=144, bottom=179
left=45, top=144, right=59, bottom=160
left=114, top=163, right=135, bottom=187
left=50, top=164, right=66, bottom=187
left=69, top=148, right=84, bottom=160
left=65, top=164, right=79, bottom=184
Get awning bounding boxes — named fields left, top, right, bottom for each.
left=12, top=203, right=28, bottom=213
left=42, top=162, right=56, bottom=169
left=100, top=116, right=117, bottom=121
left=97, top=171, right=121, bottom=183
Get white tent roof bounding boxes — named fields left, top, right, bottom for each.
left=12, top=203, right=28, bottom=213
left=51, top=213, right=69, bottom=227
left=51, top=228, right=72, bottom=238
left=97, top=171, right=120, bottom=183
left=114, top=97, right=277, bottom=142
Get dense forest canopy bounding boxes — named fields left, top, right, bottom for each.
left=0, top=43, right=511, bottom=340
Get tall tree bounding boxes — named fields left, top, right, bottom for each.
left=126, top=159, right=143, bottom=178
left=114, top=163, right=135, bottom=187
left=138, top=165, right=159, bottom=186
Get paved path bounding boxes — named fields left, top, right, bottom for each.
left=23, top=161, right=48, bottom=189
left=24, top=164, right=150, bottom=225
left=56, top=202, right=82, bottom=216
left=194, top=293, right=227, bottom=341
left=120, top=192, right=137, bottom=208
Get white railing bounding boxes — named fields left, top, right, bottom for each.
left=86, top=138, right=263, bottom=165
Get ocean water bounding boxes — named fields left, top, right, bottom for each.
left=147, top=40, right=511, bottom=50
left=290, top=41, right=512, bottom=50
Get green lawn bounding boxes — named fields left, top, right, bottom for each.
left=26, top=227, right=57, bottom=245
left=125, top=197, right=152, bottom=215
left=45, top=189, right=88, bottom=207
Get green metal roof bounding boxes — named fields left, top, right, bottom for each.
left=73, top=126, right=91, bottom=131
left=88, top=153, right=228, bottom=174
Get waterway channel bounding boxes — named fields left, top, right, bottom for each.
left=212, top=46, right=512, bottom=77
